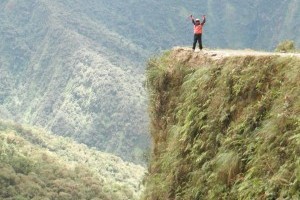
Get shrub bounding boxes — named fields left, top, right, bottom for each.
left=275, top=40, right=296, bottom=52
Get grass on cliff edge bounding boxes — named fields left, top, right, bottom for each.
left=143, top=51, right=300, bottom=200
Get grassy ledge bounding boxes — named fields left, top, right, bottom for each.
left=143, top=49, right=300, bottom=200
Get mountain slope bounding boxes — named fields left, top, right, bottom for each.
left=204, top=0, right=300, bottom=49
left=143, top=49, right=300, bottom=199
left=0, top=0, right=299, bottom=163
left=0, top=120, right=145, bottom=200
left=0, top=0, right=149, bottom=163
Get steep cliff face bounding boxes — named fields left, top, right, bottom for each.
left=143, top=48, right=300, bottom=199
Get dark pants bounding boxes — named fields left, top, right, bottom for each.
left=193, top=34, right=202, bottom=50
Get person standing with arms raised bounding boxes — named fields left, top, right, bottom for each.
left=190, top=15, right=206, bottom=51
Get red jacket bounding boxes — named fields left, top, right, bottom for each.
left=192, top=17, right=206, bottom=34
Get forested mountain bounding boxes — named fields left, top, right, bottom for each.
left=0, top=120, right=144, bottom=200
left=0, top=0, right=299, bottom=163
left=0, top=0, right=149, bottom=163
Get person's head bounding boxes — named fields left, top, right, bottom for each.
left=195, top=19, right=200, bottom=24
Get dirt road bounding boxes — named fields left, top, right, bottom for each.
left=172, top=47, right=300, bottom=60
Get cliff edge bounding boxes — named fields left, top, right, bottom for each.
left=143, top=48, right=300, bottom=199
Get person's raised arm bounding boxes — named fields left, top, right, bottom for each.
left=190, top=15, right=196, bottom=25
left=201, top=15, right=206, bottom=25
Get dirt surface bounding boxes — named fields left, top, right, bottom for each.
left=174, top=47, right=300, bottom=58
left=169, top=47, right=300, bottom=67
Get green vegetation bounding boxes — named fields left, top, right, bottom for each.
left=143, top=50, right=300, bottom=199
left=275, top=40, right=297, bottom=52
left=0, top=0, right=299, bottom=163
left=0, top=120, right=145, bottom=200
left=0, top=0, right=149, bottom=163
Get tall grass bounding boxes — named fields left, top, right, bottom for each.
left=143, top=51, right=300, bottom=199
left=275, top=40, right=296, bottom=53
